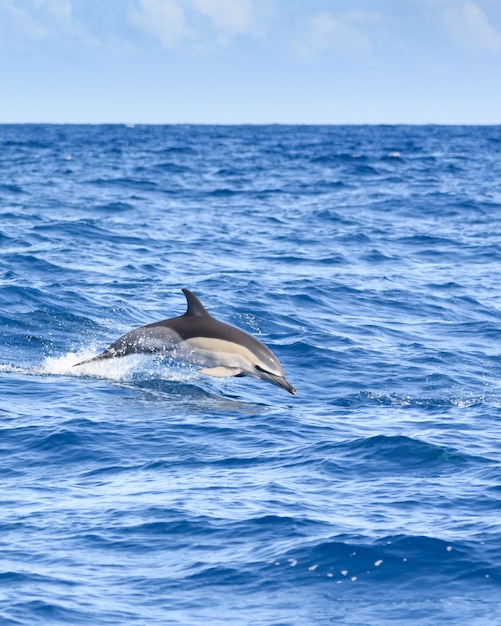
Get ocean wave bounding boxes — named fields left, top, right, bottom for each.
left=2, top=124, right=501, bottom=626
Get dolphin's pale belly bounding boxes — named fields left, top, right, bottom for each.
left=184, top=337, right=258, bottom=376
left=119, top=331, right=254, bottom=377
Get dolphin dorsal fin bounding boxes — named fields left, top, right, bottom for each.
left=182, top=289, right=210, bottom=317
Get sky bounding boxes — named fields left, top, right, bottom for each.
left=0, top=0, right=500, bottom=124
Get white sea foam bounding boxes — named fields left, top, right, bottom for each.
left=36, top=350, right=142, bottom=380
left=1, top=350, right=201, bottom=385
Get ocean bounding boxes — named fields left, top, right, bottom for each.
left=1, top=124, right=500, bottom=625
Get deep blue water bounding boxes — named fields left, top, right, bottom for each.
left=1, top=124, right=501, bottom=625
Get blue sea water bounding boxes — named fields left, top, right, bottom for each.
left=1, top=123, right=501, bottom=625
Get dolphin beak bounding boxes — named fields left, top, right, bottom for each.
left=254, top=364, right=296, bottom=395
left=281, top=379, right=297, bottom=395
left=269, top=373, right=297, bottom=395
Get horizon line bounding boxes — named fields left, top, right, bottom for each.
left=1, top=121, right=500, bottom=127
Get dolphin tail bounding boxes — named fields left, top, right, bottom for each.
left=73, top=352, right=114, bottom=367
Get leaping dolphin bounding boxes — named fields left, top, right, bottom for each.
left=74, top=289, right=296, bottom=395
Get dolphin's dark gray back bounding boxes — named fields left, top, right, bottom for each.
left=146, top=289, right=276, bottom=365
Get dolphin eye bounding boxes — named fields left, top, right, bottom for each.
left=255, top=364, right=272, bottom=375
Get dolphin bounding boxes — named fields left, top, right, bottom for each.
left=74, top=289, right=296, bottom=395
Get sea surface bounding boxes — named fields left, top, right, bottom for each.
left=1, top=124, right=501, bottom=625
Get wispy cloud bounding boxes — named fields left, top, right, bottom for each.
left=128, top=0, right=194, bottom=48
left=297, top=10, right=381, bottom=60
left=0, top=0, right=65, bottom=41
left=0, top=0, right=102, bottom=50
left=1, top=1, right=381, bottom=59
left=443, top=1, right=501, bottom=52
left=195, top=0, right=253, bottom=39
left=129, top=0, right=269, bottom=47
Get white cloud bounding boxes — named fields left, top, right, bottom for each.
left=129, top=0, right=193, bottom=47
left=39, top=0, right=73, bottom=23
left=0, top=0, right=75, bottom=45
left=444, top=1, right=501, bottom=52
left=298, top=10, right=378, bottom=59
left=0, top=0, right=49, bottom=40
left=195, top=0, right=253, bottom=38
left=129, top=0, right=269, bottom=47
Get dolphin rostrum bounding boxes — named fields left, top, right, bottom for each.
left=74, top=289, right=296, bottom=395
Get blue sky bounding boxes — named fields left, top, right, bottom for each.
left=1, top=0, right=500, bottom=124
